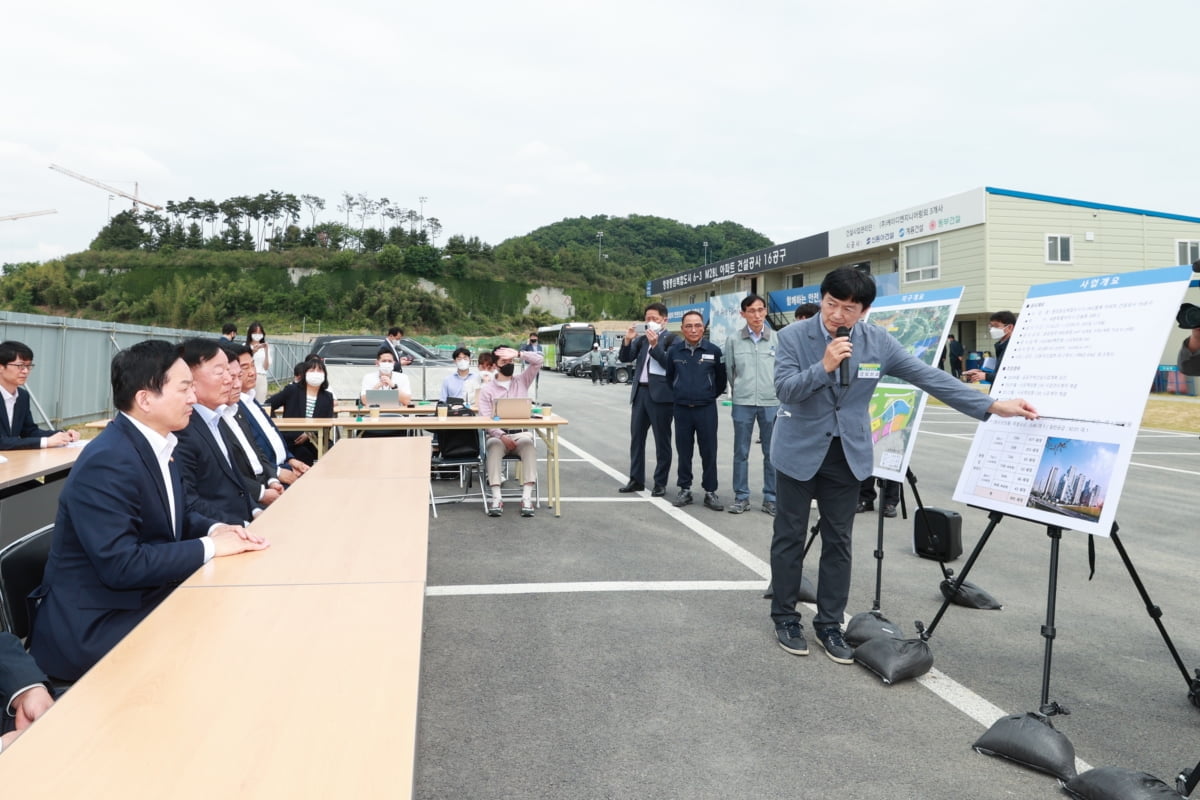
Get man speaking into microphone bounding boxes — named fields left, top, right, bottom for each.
left=768, top=267, right=1038, bottom=664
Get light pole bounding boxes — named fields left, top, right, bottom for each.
left=107, top=194, right=115, bottom=219
left=418, top=196, right=428, bottom=234
left=596, top=231, right=604, bottom=264
left=703, top=241, right=709, bottom=264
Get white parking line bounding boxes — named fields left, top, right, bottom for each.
left=428, top=580, right=765, bottom=596
left=430, top=432, right=1094, bottom=770
left=554, top=434, right=1089, bottom=762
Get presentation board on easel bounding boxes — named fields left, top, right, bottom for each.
left=952, top=265, right=1193, bottom=537
left=862, top=286, right=963, bottom=482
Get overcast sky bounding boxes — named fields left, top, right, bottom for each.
left=3, top=1, right=1197, bottom=265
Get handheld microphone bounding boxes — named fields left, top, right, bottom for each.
left=836, top=326, right=851, bottom=386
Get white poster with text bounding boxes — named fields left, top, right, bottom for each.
left=952, top=265, right=1192, bottom=537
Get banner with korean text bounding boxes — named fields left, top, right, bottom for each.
left=952, top=265, right=1192, bottom=536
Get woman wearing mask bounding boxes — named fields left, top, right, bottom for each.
left=440, top=347, right=475, bottom=403
left=267, top=356, right=335, bottom=465
left=361, top=348, right=412, bottom=405
left=246, top=321, right=271, bottom=403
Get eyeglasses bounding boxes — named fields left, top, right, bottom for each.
left=5, top=362, right=34, bottom=372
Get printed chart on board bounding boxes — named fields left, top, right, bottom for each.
left=861, top=286, right=962, bottom=482
left=952, top=265, right=1192, bottom=537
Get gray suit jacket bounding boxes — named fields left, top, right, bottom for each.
left=770, top=314, right=995, bottom=482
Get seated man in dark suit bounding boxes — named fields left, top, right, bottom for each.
left=0, top=341, right=80, bottom=450
left=173, top=338, right=268, bottom=525
left=234, top=346, right=308, bottom=486
left=216, top=343, right=283, bottom=506
left=28, top=340, right=268, bottom=681
left=0, top=632, right=54, bottom=753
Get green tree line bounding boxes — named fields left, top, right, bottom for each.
left=3, top=205, right=771, bottom=336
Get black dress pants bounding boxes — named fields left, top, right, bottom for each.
left=770, top=438, right=860, bottom=629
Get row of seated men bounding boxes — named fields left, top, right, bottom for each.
left=0, top=335, right=555, bottom=751
left=1, top=338, right=286, bottom=752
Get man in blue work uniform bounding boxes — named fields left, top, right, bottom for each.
left=661, top=309, right=727, bottom=510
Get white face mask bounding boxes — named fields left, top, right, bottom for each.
left=305, top=371, right=325, bottom=387
left=645, top=321, right=661, bottom=333
left=251, top=333, right=264, bottom=342
left=988, top=326, right=1006, bottom=341
left=456, top=359, right=471, bottom=370
left=379, top=361, right=395, bottom=374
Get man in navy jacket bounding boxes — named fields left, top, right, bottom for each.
left=0, top=632, right=53, bottom=751
left=661, top=310, right=727, bottom=510
left=234, top=345, right=308, bottom=485
left=28, top=340, right=268, bottom=681
left=173, top=338, right=266, bottom=525
left=0, top=341, right=79, bottom=451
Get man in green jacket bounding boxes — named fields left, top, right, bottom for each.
left=724, top=294, right=779, bottom=516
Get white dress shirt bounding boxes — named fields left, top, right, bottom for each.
left=121, top=412, right=214, bottom=562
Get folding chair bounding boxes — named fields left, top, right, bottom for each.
left=0, top=524, right=54, bottom=639
left=430, top=428, right=487, bottom=514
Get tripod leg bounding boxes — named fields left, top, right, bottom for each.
left=867, top=480, right=886, bottom=612
left=1110, top=526, right=1198, bottom=697
left=917, top=510, right=1004, bottom=641
left=1038, top=526, right=1068, bottom=717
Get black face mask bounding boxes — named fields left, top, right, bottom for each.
left=497, top=363, right=516, bottom=377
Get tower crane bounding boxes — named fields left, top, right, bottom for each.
left=49, top=163, right=163, bottom=211
left=0, top=209, right=57, bottom=222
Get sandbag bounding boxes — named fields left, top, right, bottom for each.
left=940, top=579, right=1002, bottom=610
left=853, top=636, right=933, bottom=685
left=1061, top=767, right=1181, bottom=799
left=845, top=611, right=905, bottom=646
left=972, top=712, right=1077, bottom=780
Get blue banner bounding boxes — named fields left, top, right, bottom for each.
left=667, top=302, right=709, bottom=324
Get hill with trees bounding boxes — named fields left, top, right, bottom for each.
left=1, top=190, right=772, bottom=336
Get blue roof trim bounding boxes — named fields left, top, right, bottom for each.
left=985, top=187, right=1200, bottom=224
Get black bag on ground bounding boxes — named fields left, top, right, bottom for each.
left=972, top=712, right=1077, bottom=780
left=1061, top=767, right=1181, bottom=799
left=939, top=579, right=1003, bottom=610
left=845, top=611, right=904, bottom=646
left=853, top=636, right=934, bottom=685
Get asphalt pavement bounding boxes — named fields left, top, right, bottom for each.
left=417, top=372, right=1200, bottom=799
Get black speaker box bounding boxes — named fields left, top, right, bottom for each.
left=913, top=507, right=963, bottom=561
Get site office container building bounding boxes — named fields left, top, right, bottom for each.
left=651, top=187, right=1200, bottom=365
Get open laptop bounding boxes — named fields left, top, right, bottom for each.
left=495, top=397, right=533, bottom=419
left=363, top=389, right=404, bottom=406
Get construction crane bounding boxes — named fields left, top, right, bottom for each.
left=49, top=163, right=163, bottom=211
left=0, top=209, right=57, bottom=222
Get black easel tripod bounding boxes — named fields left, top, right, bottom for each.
left=914, top=515, right=1200, bottom=709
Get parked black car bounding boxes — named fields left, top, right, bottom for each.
left=309, top=335, right=453, bottom=366
left=565, top=348, right=634, bottom=383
